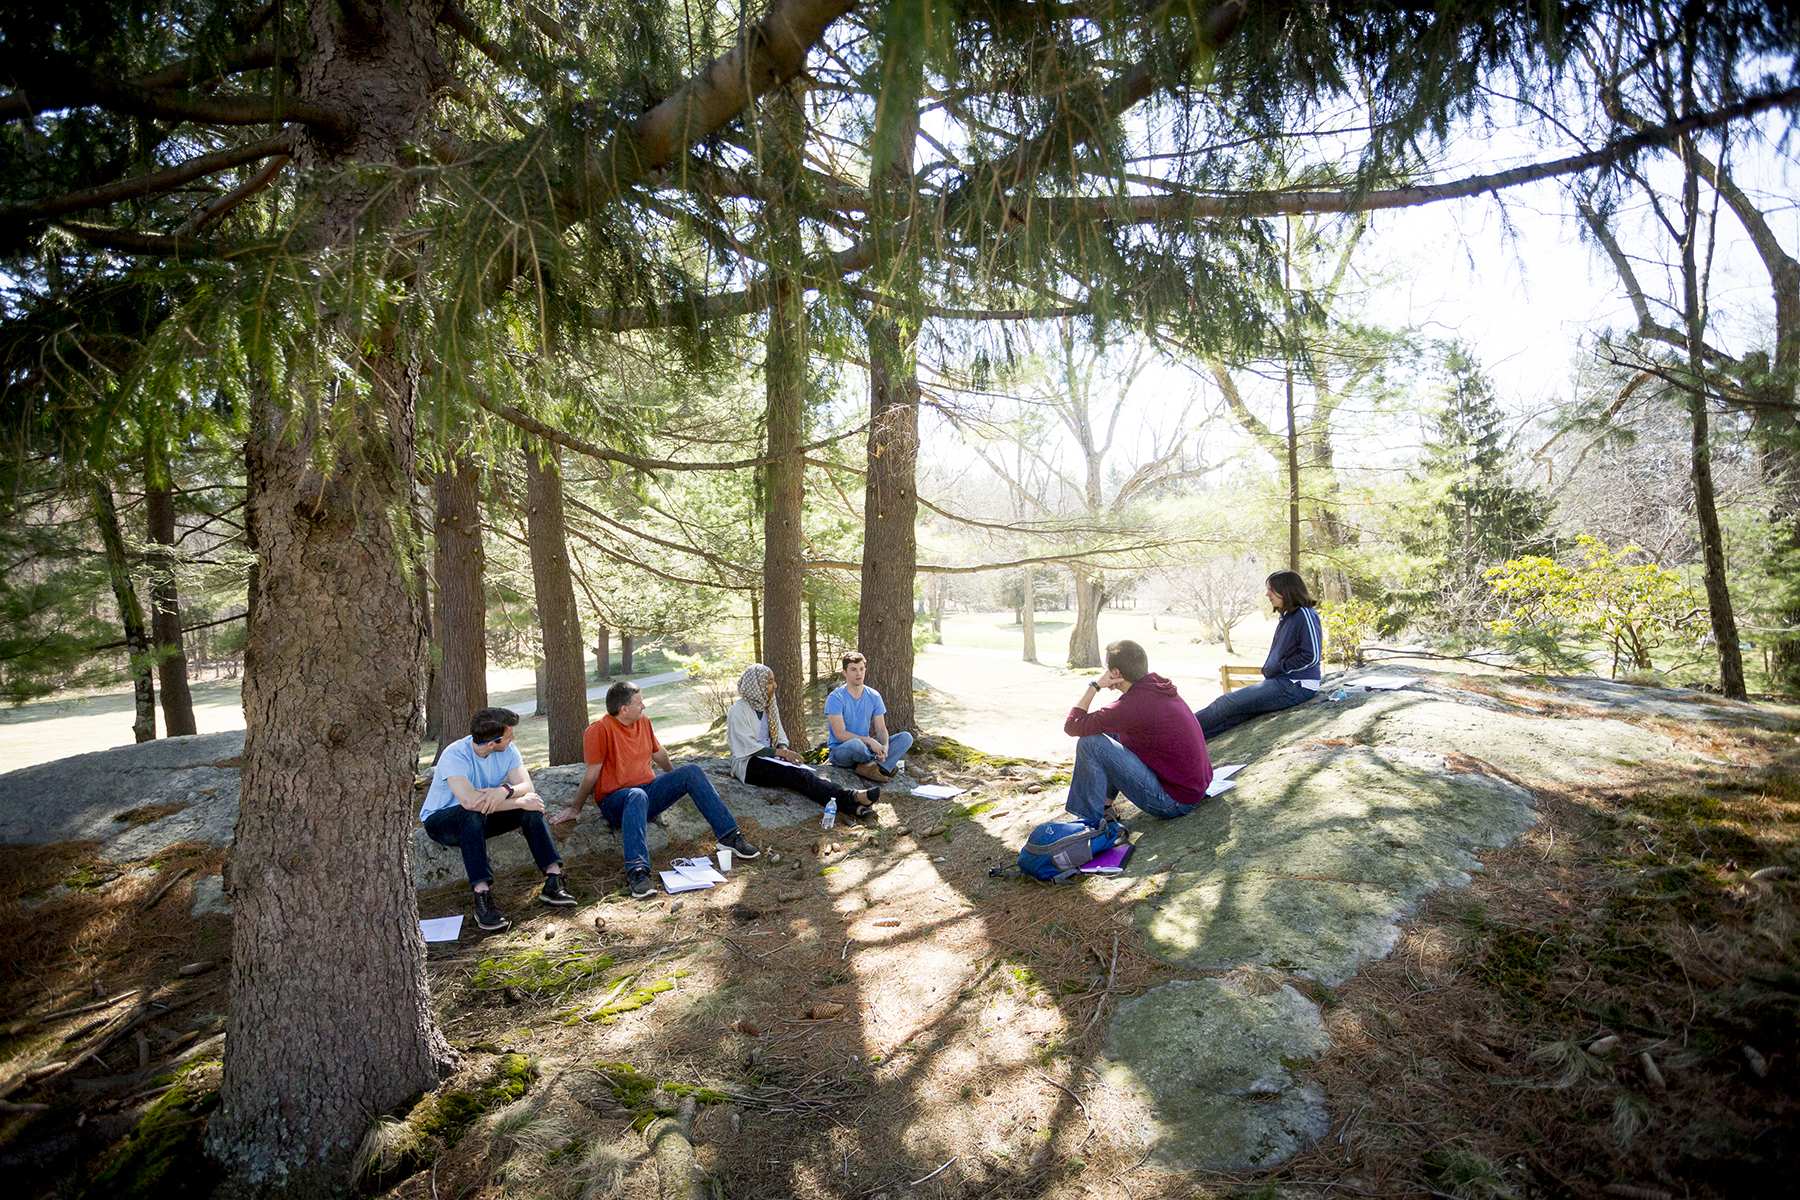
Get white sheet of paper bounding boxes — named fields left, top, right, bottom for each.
left=1213, top=763, right=1247, bottom=781
left=658, top=870, right=713, bottom=894
left=1355, top=675, right=1420, bottom=690
left=419, top=915, right=463, bottom=942
left=1205, top=779, right=1238, bottom=798
left=910, top=783, right=966, bottom=800
left=670, top=857, right=727, bottom=885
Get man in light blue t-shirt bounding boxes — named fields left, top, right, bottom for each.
left=420, top=707, right=574, bottom=932
left=824, top=651, right=913, bottom=781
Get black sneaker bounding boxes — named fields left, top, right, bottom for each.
left=626, top=867, right=656, bottom=900
left=540, top=873, right=576, bottom=906
left=717, top=830, right=762, bottom=860
left=472, top=889, right=509, bottom=931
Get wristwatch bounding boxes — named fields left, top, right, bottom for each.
left=503, top=783, right=515, bottom=799
left=1089, top=679, right=1103, bottom=691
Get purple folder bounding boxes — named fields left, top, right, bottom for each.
left=1079, top=843, right=1135, bottom=873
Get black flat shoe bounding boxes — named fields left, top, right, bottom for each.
left=852, top=786, right=881, bottom=819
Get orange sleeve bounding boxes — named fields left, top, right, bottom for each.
left=582, top=719, right=606, bottom=766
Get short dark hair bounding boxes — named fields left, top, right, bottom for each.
left=470, top=707, right=519, bottom=743
left=1104, top=639, right=1150, bottom=683
left=1265, top=570, right=1317, bottom=614
left=841, top=651, right=866, bottom=669
left=605, top=681, right=642, bottom=716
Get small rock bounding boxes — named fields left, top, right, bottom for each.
left=777, top=890, right=804, bottom=903
left=594, top=917, right=608, bottom=932
left=544, top=929, right=555, bottom=940
left=893, top=826, right=911, bottom=837
left=925, top=825, right=948, bottom=838
left=1588, top=1035, right=1621, bottom=1055
left=1744, top=1044, right=1770, bottom=1077
left=1640, top=1051, right=1665, bottom=1091
left=176, top=960, right=216, bottom=977
left=670, top=900, right=685, bottom=915
left=1026, top=785, right=1043, bottom=794
left=769, top=851, right=783, bottom=864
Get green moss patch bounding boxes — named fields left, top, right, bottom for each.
left=78, top=1079, right=222, bottom=1200
left=922, top=736, right=1028, bottom=770
left=470, top=948, right=615, bottom=998
left=946, top=800, right=998, bottom=823
left=591, top=1061, right=728, bottom=1129
left=576, top=971, right=691, bottom=1024
left=360, top=1053, right=539, bottom=1190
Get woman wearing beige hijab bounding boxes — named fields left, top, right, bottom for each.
left=726, top=664, right=879, bottom=819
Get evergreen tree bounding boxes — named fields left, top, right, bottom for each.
left=1417, top=343, right=1552, bottom=629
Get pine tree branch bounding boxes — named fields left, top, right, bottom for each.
left=1, top=134, right=292, bottom=225
left=1, top=70, right=345, bottom=132
left=465, top=379, right=870, bottom=472
left=52, top=221, right=215, bottom=257
left=437, top=0, right=512, bottom=70
left=581, top=0, right=859, bottom=198
left=180, top=153, right=292, bottom=235
left=0, top=37, right=286, bottom=121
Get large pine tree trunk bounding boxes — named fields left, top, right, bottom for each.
left=860, top=315, right=920, bottom=734
left=91, top=476, right=155, bottom=743
left=145, top=469, right=197, bottom=737
left=1067, top=568, right=1104, bottom=669
left=525, top=445, right=588, bottom=763
left=432, top=452, right=488, bottom=758
left=761, top=88, right=809, bottom=748
left=208, top=2, right=453, bottom=1192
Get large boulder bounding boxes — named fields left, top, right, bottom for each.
left=0, top=737, right=866, bottom=905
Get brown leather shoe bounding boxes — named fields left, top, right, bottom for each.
left=855, top=760, right=890, bottom=782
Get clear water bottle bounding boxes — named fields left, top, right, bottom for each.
left=821, top=799, right=837, bottom=829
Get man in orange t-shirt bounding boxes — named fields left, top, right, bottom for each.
left=553, top=680, right=758, bottom=899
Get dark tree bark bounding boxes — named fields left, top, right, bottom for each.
left=144, top=464, right=197, bottom=736
left=525, top=445, right=588, bottom=764
left=208, top=3, right=454, bottom=1190
left=860, top=315, right=920, bottom=733
left=857, top=102, right=921, bottom=733
left=91, top=475, right=155, bottom=743
left=596, top=625, right=611, bottom=679
left=432, top=451, right=488, bottom=759
left=1679, top=119, right=1746, bottom=698
left=621, top=634, right=634, bottom=674
left=761, top=87, right=809, bottom=748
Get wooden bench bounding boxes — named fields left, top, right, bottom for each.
left=1219, top=665, right=1263, bottom=693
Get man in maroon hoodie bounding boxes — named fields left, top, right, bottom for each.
left=1063, top=639, right=1213, bottom=825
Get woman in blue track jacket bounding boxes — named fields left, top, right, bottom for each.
left=1193, top=570, right=1324, bottom=739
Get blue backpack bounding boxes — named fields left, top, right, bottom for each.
left=1018, top=819, right=1128, bottom=882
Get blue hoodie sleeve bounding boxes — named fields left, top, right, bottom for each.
left=1262, top=608, right=1323, bottom=680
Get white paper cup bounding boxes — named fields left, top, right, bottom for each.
left=717, top=847, right=733, bottom=871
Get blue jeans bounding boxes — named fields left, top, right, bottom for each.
left=599, top=763, right=739, bottom=872
left=1194, top=677, right=1314, bottom=739
left=827, top=731, right=913, bottom=773
left=423, top=806, right=562, bottom=889
left=1066, top=735, right=1194, bottom=824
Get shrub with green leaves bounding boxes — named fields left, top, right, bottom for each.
left=1484, top=535, right=1704, bottom=676
left=1320, top=598, right=1382, bottom=667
